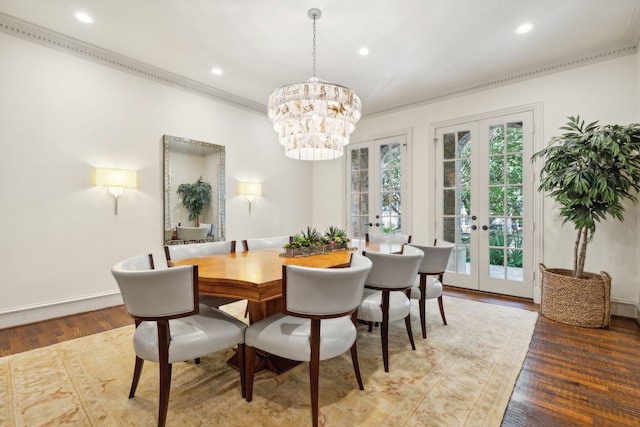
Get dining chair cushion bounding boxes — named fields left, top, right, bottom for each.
left=357, top=288, right=411, bottom=323
left=245, top=314, right=357, bottom=362
left=284, top=253, right=372, bottom=316
left=366, top=233, right=412, bottom=244
left=165, top=240, right=236, bottom=261
left=410, top=276, right=442, bottom=300
left=114, top=265, right=198, bottom=318
left=133, top=304, right=246, bottom=363
left=119, top=253, right=154, bottom=271
left=176, top=226, right=209, bottom=240
left=242, top=236, right=291, bottom=251
left=362, top=245, right=424, bottom=290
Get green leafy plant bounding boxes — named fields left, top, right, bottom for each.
left=176, top=176, right=212, bottom=226
left=285, top=226, right=349, bottom=249
left=324, top=226, right=349, bottom=247
left=532, top=116, right=640, bottom=278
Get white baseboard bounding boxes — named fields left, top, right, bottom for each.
left=0, top=292, right=123, bottom=329
left=611, top=299, right=639, bottom=321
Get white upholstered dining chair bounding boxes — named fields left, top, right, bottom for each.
left=244, top=253, right=372, bottom=427
left=365, top=232, right=412, bottom=244
left=176, top=225, right=208, bottom=241
left=164, top=240, right=239, bottom=308
left=408, top=240, right=455, bottom=338
left=111, top=256, right=247, bottom=427
left=356, top=244, right=424, bottom=372
left=241, top=235, right=291, bottom=251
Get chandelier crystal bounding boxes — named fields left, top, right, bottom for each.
left=267, top=8, right=361, bottom=161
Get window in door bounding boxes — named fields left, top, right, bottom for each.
left=347, top=134, right=409, bottom=238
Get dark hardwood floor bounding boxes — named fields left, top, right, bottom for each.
left=1, top=288, right=639, bottom=426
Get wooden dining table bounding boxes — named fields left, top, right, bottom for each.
left=170, top=238, right=404, bottom=373
left=170, top=238, right=403, bottom=323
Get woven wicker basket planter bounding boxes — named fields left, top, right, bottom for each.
left=539, top=263, right=611, bottom=328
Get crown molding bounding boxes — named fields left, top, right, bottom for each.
left=365, top=43, right=638, bottom=118
left=0, top=12, right=267, bottom=115
left=0, top=11, right=636, bottom=119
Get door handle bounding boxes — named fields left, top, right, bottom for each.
left=367, top=223, right=373, bottom=227
left=375, top=223, right=380, bottom=227
left=471, top=225, right=477, bottom=231
left=482, top=225, right=488, bottom=231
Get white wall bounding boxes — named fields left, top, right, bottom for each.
left=0, top=33, right=312, bottom=327
left=314, top=53, right=640, bottom=315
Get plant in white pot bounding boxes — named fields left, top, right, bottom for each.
left=532, top=116, right=640, bottom=327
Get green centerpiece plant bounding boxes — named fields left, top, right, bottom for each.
left=531, top=115, right=640, bottom=327
left=283, top=226, right=350, bottom=257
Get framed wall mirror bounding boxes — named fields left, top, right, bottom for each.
left=163, top=135, right=226, bottom=245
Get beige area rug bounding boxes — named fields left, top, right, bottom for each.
left=0, top=297, right=537, bottom=426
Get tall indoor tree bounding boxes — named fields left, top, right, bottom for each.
left=532, top=116, right=640, bottom=278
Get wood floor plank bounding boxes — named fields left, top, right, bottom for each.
left=1, top=289, right=638, bottom=426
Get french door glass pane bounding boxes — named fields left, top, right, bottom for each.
left=442, top=131, right=471, bottom=274
left=379, top=143, right=402, bottom=234
left=350, top=147, right=370, bottom=238
left=486, top=121, right=524, bottom=281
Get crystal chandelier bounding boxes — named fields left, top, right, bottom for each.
left=268, top=8, right=361, bottom=161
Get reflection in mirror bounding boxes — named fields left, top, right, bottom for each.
left=163, top=135, right=225, bottom=245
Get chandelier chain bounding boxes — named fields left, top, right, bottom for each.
left=312, top=15, right=317, bottom=78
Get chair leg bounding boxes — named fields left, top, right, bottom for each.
left=404, top=314, right=416, bottom=350
left=419, top=275, right=428, bottom=339
left=350, top=313, right=364, bottom=390
left=129, top=356, right=144, bottom=398
left=245, top=345, right=256, bottom=402
left=157, top=320, right=171, bottom=427
left=381, top=291, right=390, bottom=373
left=158, top=360, right=172, bottom=427
left=238, top=343, right=246, bottom=398
left=310, top=319, right=321, bottom=427
left=437, top=295, right=447, bottom=325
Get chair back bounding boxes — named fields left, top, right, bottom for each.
left=198, top=223, right=213, bottom=237
left=364, top=245, right=424, bottom=290
left=176, top=226, right=208, bottom=240
left=164, top=240, right=236, bottom=261
left=118, top=253, right=155, bottom=271
left=242, top=235, right=291, bottom=251
left=366, top=233, right=412, bottom=244
left=410, top=241, right=454, bottom=275
left=112, top=257, right=198, bottom=320
left=283, top=253, right=372, bottom=318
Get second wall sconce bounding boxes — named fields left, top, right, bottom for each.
left=94, top=168, right=137, bottom=214
left=237, top=181, right=262, bottom=215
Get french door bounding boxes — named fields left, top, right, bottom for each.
left=435, top=112, right=534, bottom=298
left=347, top=134, right=409, bottom=238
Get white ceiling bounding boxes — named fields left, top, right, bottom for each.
left=0, top=0, right=639, bottom=116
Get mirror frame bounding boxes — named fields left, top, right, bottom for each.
left=163, top=135, right=226, bottom=244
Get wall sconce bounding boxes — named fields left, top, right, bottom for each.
left=237, top=181, right=262, bottom=215
left=94, top=168, right=137, bottom=214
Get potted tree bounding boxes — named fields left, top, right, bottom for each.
left=532, top=116, right=640, bottom=327
left=176, top=176, right=212, bottom=226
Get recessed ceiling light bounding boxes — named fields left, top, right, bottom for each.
left=74, top=11, right=93, bottom=24
left=359, top=47, right=369, bottom=56
left=211, top=68, right=223, bottom=76
left=515, top=23, right=533, bottom=34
